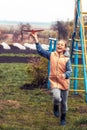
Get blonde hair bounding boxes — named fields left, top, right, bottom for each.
left=58, top=40, right=68, bottom=48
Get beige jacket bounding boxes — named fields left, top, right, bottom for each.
left=49, top=51, right=70, bottom=90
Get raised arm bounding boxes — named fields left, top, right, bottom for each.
left=30, top=33, right=51, bottom=60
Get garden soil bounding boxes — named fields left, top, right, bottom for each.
left=0, top=46, right=39, bottom=63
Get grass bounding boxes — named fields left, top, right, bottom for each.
left=0, top=53, right=38, bottom=57
left=0, top=62, right=87, bottom=130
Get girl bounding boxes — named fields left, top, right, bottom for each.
left=30, top=33, right=72, bottom=126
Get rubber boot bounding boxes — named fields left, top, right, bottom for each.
left=60, top=113, right=66, bottom=125
left=53, top=104, right=60, bottom=117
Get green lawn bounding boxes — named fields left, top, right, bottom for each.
left=0, top=63, right=87, bottom=130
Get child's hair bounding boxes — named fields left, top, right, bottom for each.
left=58, top=39, right=68, bottom=48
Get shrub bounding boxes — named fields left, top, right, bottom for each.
left=27, top=57, right=48, bottom=88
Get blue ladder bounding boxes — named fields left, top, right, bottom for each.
left=70, top=0, right=87, bottom=102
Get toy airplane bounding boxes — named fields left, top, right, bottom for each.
left=22, top=29, right=44, bottom=34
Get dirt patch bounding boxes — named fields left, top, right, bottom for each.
left=79, top=106, right=87, bottom=113
left=0, top=45, right=37, bottom=54
left=69, top=93, right=84, bottom=99
left=0, top=56, right=40, bottom=63
left=0, top=100, right=20, bottom=110
left=0, top=46, right=39, bottom=63
left=20, top=83, right=37, bottom=90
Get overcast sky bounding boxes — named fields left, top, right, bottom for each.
left=0, top=0, right=86, bottom=23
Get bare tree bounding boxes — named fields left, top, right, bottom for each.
left=19, top=23, right=31, bottom=41
left=51, top=21, right=68, bottom=40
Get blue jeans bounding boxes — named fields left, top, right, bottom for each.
left=51, top=88, right=69, bottom=113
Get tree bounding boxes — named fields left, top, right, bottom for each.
left=51, top=21, right=68, bottom=40
left=18, top=23, right=31, bottom=41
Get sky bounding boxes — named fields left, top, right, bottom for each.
left=0, top=0, right=86, bottom=23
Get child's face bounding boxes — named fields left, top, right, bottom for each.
left=56, top=40, right=66, bottom=53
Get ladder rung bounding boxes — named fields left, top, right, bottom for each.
left=72, top=65, right=87, bottom=68
left=71, top=77, right=84, bottom=80
left=81, top=12, right=87, bottom=14
left=72, top=65, right=83, bottom=67
left=73, top=49, right=82, bottom=52
left=83, top=26, right=87, bottom=28
left=70, top=89, right=85, bottom=92
left=77, top=25, right=87, bottom=28
left=73, top=52, right=82, bottom=54
left=73, top=49, right=81, bottom=52
left=84, top=40, right=87, bottom=42
left=74, top=39, right=87, bottom=42
left=73, top=52, right=87, bottom=55
left=74, top=39, right=80, bottom=42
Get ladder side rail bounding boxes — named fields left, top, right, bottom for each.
left=73, top=41, right=79, bottom=94
left=78, top=0, right=87, bottom=102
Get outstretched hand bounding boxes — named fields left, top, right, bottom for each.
left=30, top=33, right=39, bottom=43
